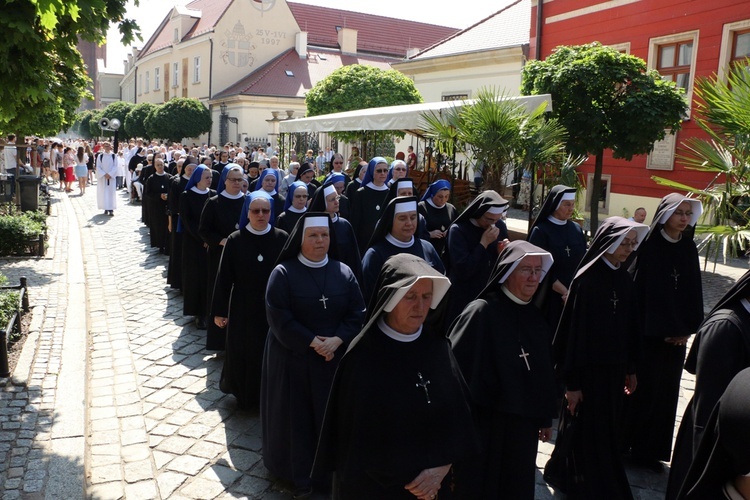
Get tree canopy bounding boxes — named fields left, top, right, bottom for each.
left=102, top=101, right=135, bottom=138
left=521, top=42, right=688, bottom=229
left=0, top=0, right=140, bottom=137
left=124, top=103, right=157, bottom=141
left=144, top=98, right=211, bottom=143
left=305, top=64, right=422, bottom=147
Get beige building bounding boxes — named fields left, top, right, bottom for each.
left=121, top=0, right=457, bottom=146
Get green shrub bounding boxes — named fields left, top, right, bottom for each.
left=0, top=207, right=45, bottom=256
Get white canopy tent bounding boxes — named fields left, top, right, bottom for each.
left=279, top=94, right=553, bottom=136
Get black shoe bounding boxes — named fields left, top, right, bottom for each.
left=107, top=211, right=114, bottom=216
left=195, top=317, right=207, bottom=329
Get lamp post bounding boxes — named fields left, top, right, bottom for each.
left=219, top=102, right=229, bottom=146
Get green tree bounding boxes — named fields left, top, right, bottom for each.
left=305, top=64, right=422, bottom=153
left=653, top=61, right=750, bottom=265
left=521, top=42, right=688, bottom=229
left=144, top=98, right=211, bottom=143
left=124, top=103, right=157, bottom=141
left=102, top=101, right=135, bottom=139
left=72, top=110, right=95, bottom=140
left=88, top=109, right=105, bottom=139
left=0, top=0, right=140, bottom=136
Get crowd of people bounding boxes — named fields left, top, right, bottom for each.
left=7, top=134, right=747, bottom=499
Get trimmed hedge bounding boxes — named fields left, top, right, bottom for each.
left=0, top=205, right=46, bottom=256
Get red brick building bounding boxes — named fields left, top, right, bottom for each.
left=530, top=0, right=750, bottom=217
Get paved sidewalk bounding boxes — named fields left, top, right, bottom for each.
left=0, top=187, right=746, bottom=499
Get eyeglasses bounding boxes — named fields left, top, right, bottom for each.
left=227, top=178, right=244, bottom=183
left=326, top=196, right=341, bottom=202
left=294, top=194, right=309, bottom=199
left=250, top=208, right=271, bottom=215
left=619, top=239, right=639, bottom=248
left=374, top=168, right=388, bottom=174
left=517, top=267, right=546, bottom=278
left=672, top=210, right=694, bottom=218
left=393, top=167, right=407, bottom=172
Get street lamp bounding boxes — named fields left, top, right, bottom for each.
left=220, top=102, right=227, bottom=116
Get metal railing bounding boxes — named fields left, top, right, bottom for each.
left=0, top=277, right=29, bottom=377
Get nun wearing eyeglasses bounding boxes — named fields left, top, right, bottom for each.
left=444, top=190, right=510, bottom=324
left=325, top=172, right=351, bottom=220
left=449, top=240, right=557, bottom=499
left=386, top=159, right=408, bottom=186
left=276, top=180, right=308, bottom=234
left=418, top=179, right=457, bottom=257
left=623, top=194, right=704, bottom=473
left=262, top=213, right=365, bottom=498
left=212, top=191, right=288, bottom=410
left=384, top=178, right=429, bottom=240
left=312, top=254, right=476, bottom=500
left=361, top=196, right=444, bottom=306
left=198, top=164, right=245, bottom=351
left=178, top=164, right=215, bottom=329
left=254, top=168, right=285, bottom=216
left=545, top=217, right=648, bottom=499
left=528, top=185, right=587, bottom=325
left=309, top=181, right=362, bottom=284
left=350, top=157, right=391, bottom=254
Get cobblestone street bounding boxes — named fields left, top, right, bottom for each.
left=0, top=186, right=747, bottom=499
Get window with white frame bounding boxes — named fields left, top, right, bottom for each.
left=608, top=42, right=631, bottom=54
left=138, top=74, right=142, bottom=95
left=154, top=67, right=161, bottom=90
left=193, top=56, right=201, bottom=83
left=648, top=31, right=699, bottom=103
left=718, top=20, right=750, bottom=81
left=173, top=28, right=179, bottom=43
left=173, top=62, right=179, bottom=88
left=145, top=71, right=150, bottom=93
left=585, top=173, right=612, bottom=214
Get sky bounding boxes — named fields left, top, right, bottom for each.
left=105, top=0, right=510, bottom=73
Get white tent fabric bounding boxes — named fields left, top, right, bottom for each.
left=279, top=94, right=553, bottom=136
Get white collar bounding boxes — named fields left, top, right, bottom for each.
left=330, top=213, right=339, bottom=223
left=155, top=171, right=167, bottom=176
left=741, top=298, right=750, bottom=315
left=298, top=253, right=328, bottom=268
left=385, top=233, right=415, bottom=248
left=723, top=481, right=745, bottom=500
left=501, top=285, right=531, bottom=305
left=245, top=222, right=271, bottom=235
left=182, top=174, right=191, bottom=180
left=602, top=256, right=620, bottom=270
left=470, top=218, right=480, bottom=227
left=365, top=181, right=389, bottom=191
left=190, top=186, right=209, bottom=194
left=220, top=190, right=244, bottom=199
left=287, top=205, right=307, bottom=214
left=547, top=215, right=567, bottom=226
left=660, top=228, right=682, bottom=243
left=378, top=316, right=422, bottom=342
left=426, top=198, right=444, bottom=209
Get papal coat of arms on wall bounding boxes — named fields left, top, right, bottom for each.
left=221, top=21, right=256, bottom=68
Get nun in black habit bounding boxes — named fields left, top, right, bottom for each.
left=275, top=180, right=308, bottom=234
left=349, top=157, right=391, bottom=254
left=309, top=182, right=362, bottom=285
left=546, top=216, right=648, bottom=499
left=198, top=164, right=245, bottom=350
left=444, top=190, right=509, bottom=324
left=262, top=213, right=365, bottom=498
left=178, top=165, right=215, bottom=327
left=418, top=179, right=458, bottom=258
left=344, top=162, right=366, bottom=203
left=312, top=254, right=477, bottom=500
left=167, top=162, right=194, bottom=289
left=212, top=191, right=288, bottom=410
left=254, top=168, right=285, bottom=216
left=144, top=158, right=170, bottom=253
left=325, top=172, right=351, bottom=220
left=623, top=194, right=704, bottom=471
left=675, top=367, right=750, bottom=500
left=666, top=269, right=750, bottom=499
left=294, top=161, right=318, bottom=200
left=361, top=196, right=444, bottom=306
left=449, top=240, right=558, bottom=499
left=528, top=185, right=587, bottom=325
left=383, top=178, right=429, bottom=241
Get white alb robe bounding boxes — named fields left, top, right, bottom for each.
left=96, top=152, right=118, bottom=210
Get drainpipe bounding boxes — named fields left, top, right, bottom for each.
left=535, top=0, right=543, bottom=61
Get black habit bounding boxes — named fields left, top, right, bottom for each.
left=144, top=171, right=170, bottom=252
left=212, top=225, right=288, bottom=409
left=349, top=184, right=389, bottom=254
left=179, top=187, right=214, bottom=316
left=166, top=174, right=189, bottom=289
left=312, top=254, right=476, bottom=499
left=418, top=199, right=457, bottom=258
left=198, top=192, right=245, bottom=350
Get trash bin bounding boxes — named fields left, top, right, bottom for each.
left=17, top=175, right=40, bottom=212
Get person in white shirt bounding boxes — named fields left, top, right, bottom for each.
left=96, top=142, right=118, bottom=215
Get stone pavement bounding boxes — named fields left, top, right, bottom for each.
left=0, top=186, right=746, bottom=499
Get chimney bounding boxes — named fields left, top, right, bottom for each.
left=406, top=48, right=420, bottom=59
left=337, top=28, right=357, bottom=55
left=295, top=31, right=308, bottom=58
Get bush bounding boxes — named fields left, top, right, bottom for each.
left=0, top=205, right=46, bottom=256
